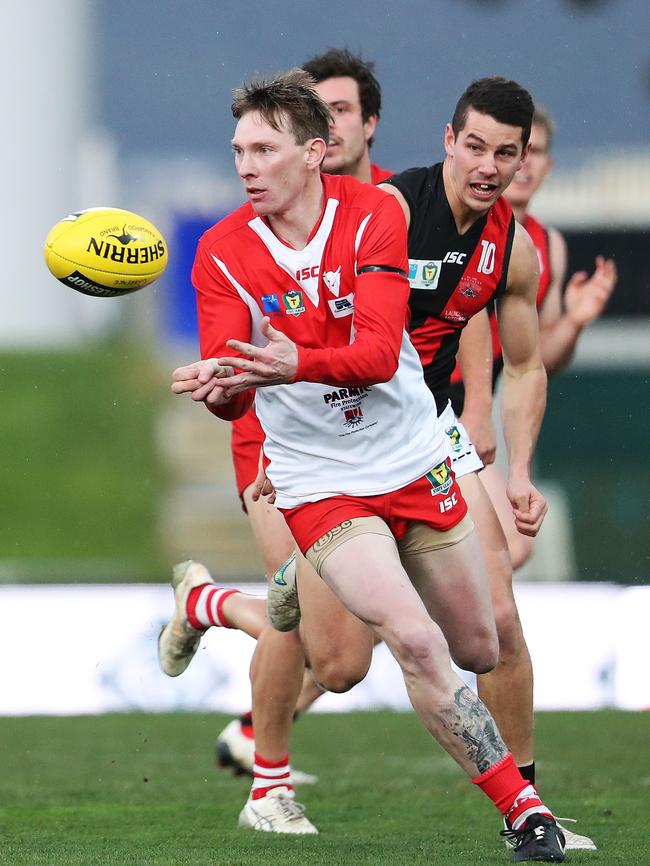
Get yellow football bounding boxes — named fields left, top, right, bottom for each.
left=44, top=207, right=168, bottom=297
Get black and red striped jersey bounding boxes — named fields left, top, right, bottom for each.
left=385, top=162, right=516, bottom=413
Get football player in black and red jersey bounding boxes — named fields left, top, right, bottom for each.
left=451, top=107, right=616, bottom=575
left=377, top=84, right=597, bottom=852
left=163, top=69, right=565, bottom=861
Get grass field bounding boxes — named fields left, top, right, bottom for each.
left=1, top=710, right=646, bottom=865
left=0, top=344, right=165, bottom=582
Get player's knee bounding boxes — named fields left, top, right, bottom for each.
left=388, top=621, right=448, bottom=677
left=453, top=628, right=499, bottom=674
left=311, top=651, right=371, bottom=693
left=493, top=595, right=526, bottom=660
left=508, top=534, right=534, bottom=571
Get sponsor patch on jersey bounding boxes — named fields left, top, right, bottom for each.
left=283, top=290, right=306, bottom=316
left=327, top=293, right=355, bottom=318
left=425, top=458, right=454, bottom=496
left=408, top=259, right=442, bottom=291
left=445, top=425, right=462, bottom=453
left=261, top=293, right=282, bottom=314
left=343, top=406, right=364, bottom=427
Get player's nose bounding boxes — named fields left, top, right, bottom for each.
left=478, top=156, right=497, bottom=176
left=237, top=152, right=257, bottom=178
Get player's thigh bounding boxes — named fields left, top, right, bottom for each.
left=297, top=551, right=373, bottom=691
left=316, top=531, right=434, bottom=631
left=242, top=484, right=295, bottom=579
left=402, top=526, right=497, bottom=670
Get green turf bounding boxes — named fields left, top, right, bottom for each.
left=0, top=343, right=166, bottom=582
left=0, top=711, right=645, bottom=864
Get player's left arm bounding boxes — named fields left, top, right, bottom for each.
left=217, top=193, right=410, bottom=392
left=496, top=222, right=548, bottom=537
left=455, top=309, right=496, bottom=465
left=539, top=228, right=617, bottom=374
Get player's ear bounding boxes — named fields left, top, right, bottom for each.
left=443, top=123, right=456, bottom=157
left=306, top=137, right=327, bottom=170
left=363, top=113, right=378, bottom=143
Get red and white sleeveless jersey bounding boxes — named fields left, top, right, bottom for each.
left=523, top=213, right=552, bottom=309
left=193, top=174, right=446, bottom=509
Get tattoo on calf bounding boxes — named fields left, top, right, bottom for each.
left=440, top=686, right=508, bottom=774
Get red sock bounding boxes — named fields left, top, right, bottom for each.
left=251, top=753, right=292, bottom=800
left=186, top=585, right=238, bottom=629
left=472, top=753, right=553, bottom=830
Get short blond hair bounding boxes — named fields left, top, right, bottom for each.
left=232, top=68, right=330, bottom=145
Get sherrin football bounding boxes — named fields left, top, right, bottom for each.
left=44, top=207, right=168, bottom=297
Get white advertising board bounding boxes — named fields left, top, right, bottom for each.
left=0, top=583, right=647, bottom=715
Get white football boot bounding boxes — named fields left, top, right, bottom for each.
left=216, top=719, right=318, bottom=785
left=503, top=815, right=596, bottom=851
left=158, top=560, right=213, bottom=676
left=267, top=551, right=301, bottom=632
left=555, top=818, right=597, bottom=851
left=238, top=787, right=318, bottom=834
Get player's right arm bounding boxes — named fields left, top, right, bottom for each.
left=171, top=238, right=255, bottom=421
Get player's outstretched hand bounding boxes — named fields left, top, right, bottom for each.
left=171, top=359, right=235, bottom=407
left=564, top=255, right=617, bottom=328
left=507, top=476, right=548, bottom=537
left=217, top=317, right=299, bottom=395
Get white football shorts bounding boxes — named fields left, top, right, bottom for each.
left=439, top=400, right=484, bottom=478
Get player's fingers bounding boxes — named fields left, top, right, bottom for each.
left=172, top=363, right=202, bottom=381
left=225, top=340, right=263, bottom=359
left=171, top=379, right=200, bottom=395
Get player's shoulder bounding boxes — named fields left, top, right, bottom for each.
left=325, top=173, right=400, bottom=216
left=198, top=202, right=254, bottom=251
left=383, top=164, right=439, bottom=198
left=370, top=163, right=393, bottom=184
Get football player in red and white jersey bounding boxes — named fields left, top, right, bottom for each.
left=468, top=108, right=616, bottom=569
left=218, top=49, right=393, bottom=779
left=162, top=70, right=565, bottom=860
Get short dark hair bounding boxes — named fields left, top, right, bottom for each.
left=532, top=106, right=555, bottom=151
left=302, top=48, right=382, bottom=125
left=451, top=77, right=534, bottom=147
left=231, top=68, right=330, bottom=145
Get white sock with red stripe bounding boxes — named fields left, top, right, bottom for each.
left=186, top=585, right=238, bottom=630
left=251, top=753, right=293, bottom=800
